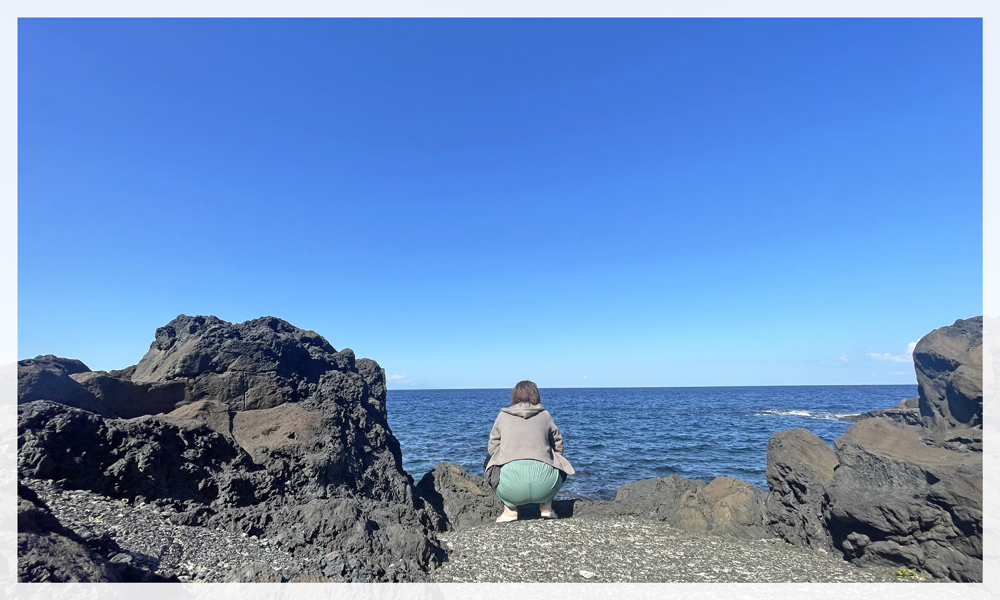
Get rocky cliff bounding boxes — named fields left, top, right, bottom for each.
left=764, top=316, right=983, bottom=581
left=17, top=314, right=444, bottom=582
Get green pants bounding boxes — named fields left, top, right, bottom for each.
left=496, top=459, right=567, bottom=508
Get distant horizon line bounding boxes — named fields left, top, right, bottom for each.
left=387, top=382, right=919, bottom=391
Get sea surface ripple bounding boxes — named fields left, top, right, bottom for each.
left=387, top=385, right=916, bottom=500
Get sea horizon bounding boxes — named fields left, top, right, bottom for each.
left=388, top=382, right=918, bottom=391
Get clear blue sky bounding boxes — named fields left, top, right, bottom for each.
left=18, top=18, right=982, bottom=388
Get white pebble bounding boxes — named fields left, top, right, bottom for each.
left=579, top=570, right=596, bottom=579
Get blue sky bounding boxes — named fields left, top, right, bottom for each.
left=18, top=18, right=982, bottom=388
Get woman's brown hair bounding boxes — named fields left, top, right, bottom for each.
left=510, top=380, right=541, bottom=406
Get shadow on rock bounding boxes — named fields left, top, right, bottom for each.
left=17, top=314, right=447, bottom=583
left=765, top=316, right=983, bottom=582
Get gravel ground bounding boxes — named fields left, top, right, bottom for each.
left=22, top=479, right=300, bottom=582
left=22, top=479, right=929, bottom=584
left=430, top=515, right=927, bottom=583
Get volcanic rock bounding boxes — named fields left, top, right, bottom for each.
left=17, top=482, right=119, bottom=582
left=762, top=316, right=984, bottom=581
left=827, top=418, right=982, bottom=582
left=72, top=371, right=184, bottom=418
left=602, top=473, right=705, bottom=521
left=18, top=355, right=100, bottom=412
left=414, top=462, right=505, bottom=531
left=609, top=474, right=768, bottom=539
left=18, top=355, right=185, bottom=419
left=18, top=400, right=265, bottom=508
left=130, top=315, right=356, bottom=411
left=838, top=396, right=922, bottom=427
left=840, top=317, right=983, bottom=449
left=763, top=428, right=837, bottom=551
left=17, top=314, right=445, bottom=582
left=913, top=316, right=983, bottom=443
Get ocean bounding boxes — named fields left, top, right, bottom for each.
left=386, top=385, right=916, bottom=500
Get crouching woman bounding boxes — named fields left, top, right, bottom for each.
left=485, top=380, right=575, bottom=522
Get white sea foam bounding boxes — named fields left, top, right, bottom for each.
left=757, top=409, right=844, bottom=421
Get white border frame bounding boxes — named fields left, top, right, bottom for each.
left=2, top=2, right=994, bottom=599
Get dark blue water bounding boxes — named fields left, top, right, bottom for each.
left=387, top=385, right=916, bottom=500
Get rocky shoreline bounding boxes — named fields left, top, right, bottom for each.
left=16, top=314, right=983, bottom=583
left=21, top=475, right=916, bottom=584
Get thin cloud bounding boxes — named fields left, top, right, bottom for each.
left=867, top=342, right=918, bottom=363
left=387, top=374, right=411, bottom=384
left=840, top=354, right=849, bottom=364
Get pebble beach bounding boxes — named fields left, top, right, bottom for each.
left=24, top=478, right=923, bottom=584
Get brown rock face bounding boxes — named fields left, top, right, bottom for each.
left=160, top=400, right=234, bottom=439
left=609, top=474, right=768, bottom=539
left=18, top=355, right=100, bottom=412
left=679, top=477, right=767, bottom=538
left=71, top=371, right=185, bottom=419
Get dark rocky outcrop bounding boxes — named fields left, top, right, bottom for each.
left=764, top=316, right=983, bottom=581
left=763, top=428, right=837, bottom=551
left=17, top=314, right=444, bottom=583
left=838, top=317, right=983, bottom=448
left=17, top=482, right=120, bottom=582
left=827, top=419, right=982, bottom=582
left=913, top=316, right=983, bottom=447
left=18, top=400, right=262, bottom=508
left=130, top=315, right=358, bottom=412
left=18, top=354, right=184, bottom=419
left=414, top=462, right=505, bottom=531
left=18, top=355, right=92, bottom=403
left=839, top=396, right=922, bottom=427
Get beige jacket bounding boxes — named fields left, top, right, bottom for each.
left=485, top=404, right=575, bottom=475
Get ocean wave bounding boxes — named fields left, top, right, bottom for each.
left=756, top=409, right=850, bottom=421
